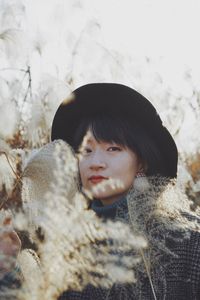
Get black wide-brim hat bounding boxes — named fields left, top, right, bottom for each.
left=51, top=83, right=178, bottom=178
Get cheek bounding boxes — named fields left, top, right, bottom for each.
left=119, top=158, right=139, bottom=185
left=121, top=167, right=136, bottom=186
left=78, top=161, right=87, bottom=187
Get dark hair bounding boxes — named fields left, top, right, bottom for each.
left=72, top=113, right=166, bottom=177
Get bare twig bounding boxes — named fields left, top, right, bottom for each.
left=0, top=68, right=27, bottom=73
left=0, top=184, right=7, bottom=210
left=21, top=66, right=32, bottom=104
left=0, top=151, right=21, bottom=181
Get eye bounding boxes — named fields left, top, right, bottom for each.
left=82, top=148, right=92, bottom=155
left=78, top=147, right=92, bottom=155
left=107, top=146, right=122, bottom=152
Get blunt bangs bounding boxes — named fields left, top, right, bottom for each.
left=73, top=114, right=138, bottom=152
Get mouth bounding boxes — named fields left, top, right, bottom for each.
left=89, top=176, right=108, bottom=184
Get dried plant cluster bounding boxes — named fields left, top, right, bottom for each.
left=184, top=152, right=200, bottom=209
left=0, top=139, right=148, bottom=300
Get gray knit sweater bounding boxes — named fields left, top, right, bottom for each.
left=59, top=197, right=200, bottom=300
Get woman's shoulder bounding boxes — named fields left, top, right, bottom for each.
left=182, top=211, right=200, bottom=251
left=184, top=225, right=200, bottom=295
left=174, top=211, right=200, bottom=252
left=172, top=212, right=200, bottom=286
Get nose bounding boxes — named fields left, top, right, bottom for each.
left=89, top=150, right=107, bottom=170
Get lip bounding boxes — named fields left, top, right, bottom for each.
left=89, top=176, right=108, bottom=184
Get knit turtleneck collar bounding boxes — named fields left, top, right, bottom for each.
left=91, top=196, right=127, bottom=220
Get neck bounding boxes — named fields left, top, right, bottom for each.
left=91, top=196, right=127, bottom=220
left=100, top=192, right=127, bottom=206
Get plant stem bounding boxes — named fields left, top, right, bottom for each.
left=0, top=152, right=21, bottom=181
left=139, top=248, right=157, bottom=300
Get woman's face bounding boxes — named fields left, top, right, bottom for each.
left=78, top=130, right=142, bottom=205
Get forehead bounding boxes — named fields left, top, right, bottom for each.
left=81, top=130, right=104, bottom=145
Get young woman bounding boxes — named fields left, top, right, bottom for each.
left=52, top=83, right=200, bottom=300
